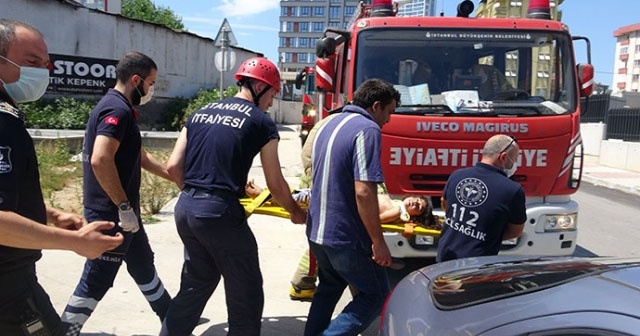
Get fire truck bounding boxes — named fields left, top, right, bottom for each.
left=309, top=0, right=594, bottom=258
left=295, top=67, right=317, bottom=146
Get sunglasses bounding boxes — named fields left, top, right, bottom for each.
left=500, top=135, right=517, bottom=153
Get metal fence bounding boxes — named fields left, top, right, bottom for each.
left=605, top=108, right=640, bottom=141
left=580, top=93, right=640, bottom=142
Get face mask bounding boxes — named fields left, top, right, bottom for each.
left=133, top=78, right=154, bottom=106
left=0, top=55, right=49, bottom=103
left=139, top=85, right=154, bottom=105
left=503, top=158, right=518, bottom=178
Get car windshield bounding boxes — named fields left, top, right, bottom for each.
left=354, top=28, right=577, bottom=116
left=430, top=257, right=640, bottom=310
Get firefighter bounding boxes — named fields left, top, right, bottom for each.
left=161, top=57, right=306, bottom=336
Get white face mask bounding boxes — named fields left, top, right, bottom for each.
left=503, top=158, right=518, bottom=178
left=0, top=55, right=49, bottom=103
left=139, top=85, right=154, bottom=105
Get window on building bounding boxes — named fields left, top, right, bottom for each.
left=635, top=45, right=640, bottom=53
left=301, top=6, right=311, bottom=16
left=300, top=22, right=309, bottom=32
left=538, top=54, right=551, bottom=60
left=344, top=6, right=356, bottom=16
left=313, top=6, right=325, bottom=16
left=299, top=37, right=309, bottom=47
left=633, top=74, right=639, bottom=82
left=298, top=53, right=308, bottom=63
left=285, top=53, right=292, bottom=63
left=621, top=46, right=628, bottom=55
left=331, top=0, right=342, bottom=2
left=634, top=59, right=640, bottom=68
left=328, top=21, right=341, bottom=27
left=284, top=22, right=293, bottom=32
left=329, top=6, right=341, bottom=18
left=279, top=37, right=286, bottom=47
left=313, top=22, right=325, bottom=32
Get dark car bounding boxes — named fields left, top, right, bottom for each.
left=380, top=256, right=640, bottom=336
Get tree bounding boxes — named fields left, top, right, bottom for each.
left=121, top=0, right=185, bottom=31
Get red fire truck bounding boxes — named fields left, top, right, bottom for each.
left=310, top=0, right=594, bottom=258
left=295, top=67, right=317, bottom=145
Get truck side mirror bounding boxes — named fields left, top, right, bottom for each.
left=316, top=37, right=336, bottom=58
left=577, top=63, right=594, bottom=97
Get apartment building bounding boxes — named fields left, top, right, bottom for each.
left=612, top=23, right=640, bottom=94
left=396, top=0, right=436, bottom=17
left=278, top=0, right=440, bottom=83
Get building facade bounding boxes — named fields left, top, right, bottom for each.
left=396, top=0, right=436, bottom=17
left=278, top=0, right=440, bottom=83
left=612, top=23, right=640, bottom=94
left=278, top=0, right=360, bottom=82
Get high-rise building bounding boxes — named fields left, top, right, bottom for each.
left=278, top=0, right=440, bottom=82
left=278, top=0, right=360, bottom=82
left=612, top=23, right=640, bottom=94
left=396, top=0, right=436, bottom=17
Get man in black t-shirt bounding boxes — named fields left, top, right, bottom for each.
left=160, top=57, right=307, bottom=336
left=0, top=19, right=123, bottom=336
left=437, top=134, right=526, bottom=262
left=61, top=52, right=174, bottom=335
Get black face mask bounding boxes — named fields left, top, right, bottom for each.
left=131, top=80, right=145, bottom=106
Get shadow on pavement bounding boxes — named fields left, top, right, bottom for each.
left=200, top=316, right=308, bottom=335
left=573, top=245, right=599, bottom=257
left=277, top=124, right=297, bottom=132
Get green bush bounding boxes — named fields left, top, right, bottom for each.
left=23, top=97, right=96, bottom=129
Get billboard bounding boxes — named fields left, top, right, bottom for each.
left=48, top=54, right=118, bottom=95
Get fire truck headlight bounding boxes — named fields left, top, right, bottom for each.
left=301, top=130, right=309, bottom=136
left=543, top=214, right=577, bottom=232
left=308, top=106, right=317, bottom=118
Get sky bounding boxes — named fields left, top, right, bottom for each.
left=151, top=0, right=640, bottom=87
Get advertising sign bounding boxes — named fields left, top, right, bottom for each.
left=48, top=54, right=118, bottom=95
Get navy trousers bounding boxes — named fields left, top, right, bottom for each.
left=61, top=207, right=170, bottom=335
left=160, top=189, right=264, bottom=336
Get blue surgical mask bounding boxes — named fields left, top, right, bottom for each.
left=0, top=55, right=49, bottom=103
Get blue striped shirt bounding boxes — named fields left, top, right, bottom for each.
left=306, top=105, right=385, bottom=247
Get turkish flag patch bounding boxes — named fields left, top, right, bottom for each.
left=105, top=116, right=119, bottom=125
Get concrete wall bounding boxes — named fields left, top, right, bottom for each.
left=3, top=0, right=258, bottom=100
left=582, top=122, right=640, bottom=172
left=270, top=99, right=302, bottom=125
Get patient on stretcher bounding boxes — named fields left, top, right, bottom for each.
left=245, top=180, right=440, bottom=229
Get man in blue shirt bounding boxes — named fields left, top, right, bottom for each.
left=62, top=52, right=174, bottom=335
left=437, top=134, right=526, bottom=262
left=304, top=79, right=400, bottom=336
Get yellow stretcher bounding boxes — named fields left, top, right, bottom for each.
left=240, top=190, right=441, bottom=239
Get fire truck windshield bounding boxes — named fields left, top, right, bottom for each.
left=354, top=28, right=577, bottom=116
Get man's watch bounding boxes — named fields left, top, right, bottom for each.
left=118, top=201, right=131, bottom=211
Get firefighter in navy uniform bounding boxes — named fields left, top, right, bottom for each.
left=161, top=57, right=307, bottom=336
left=61, top=52, right=173, bottom=335
left=0, top=19, right=123, bottom=336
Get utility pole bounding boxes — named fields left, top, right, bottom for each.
left=219, top=27, right=229, bottom=100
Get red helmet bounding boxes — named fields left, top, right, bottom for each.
left=235, top=57, right=281, bottom=93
